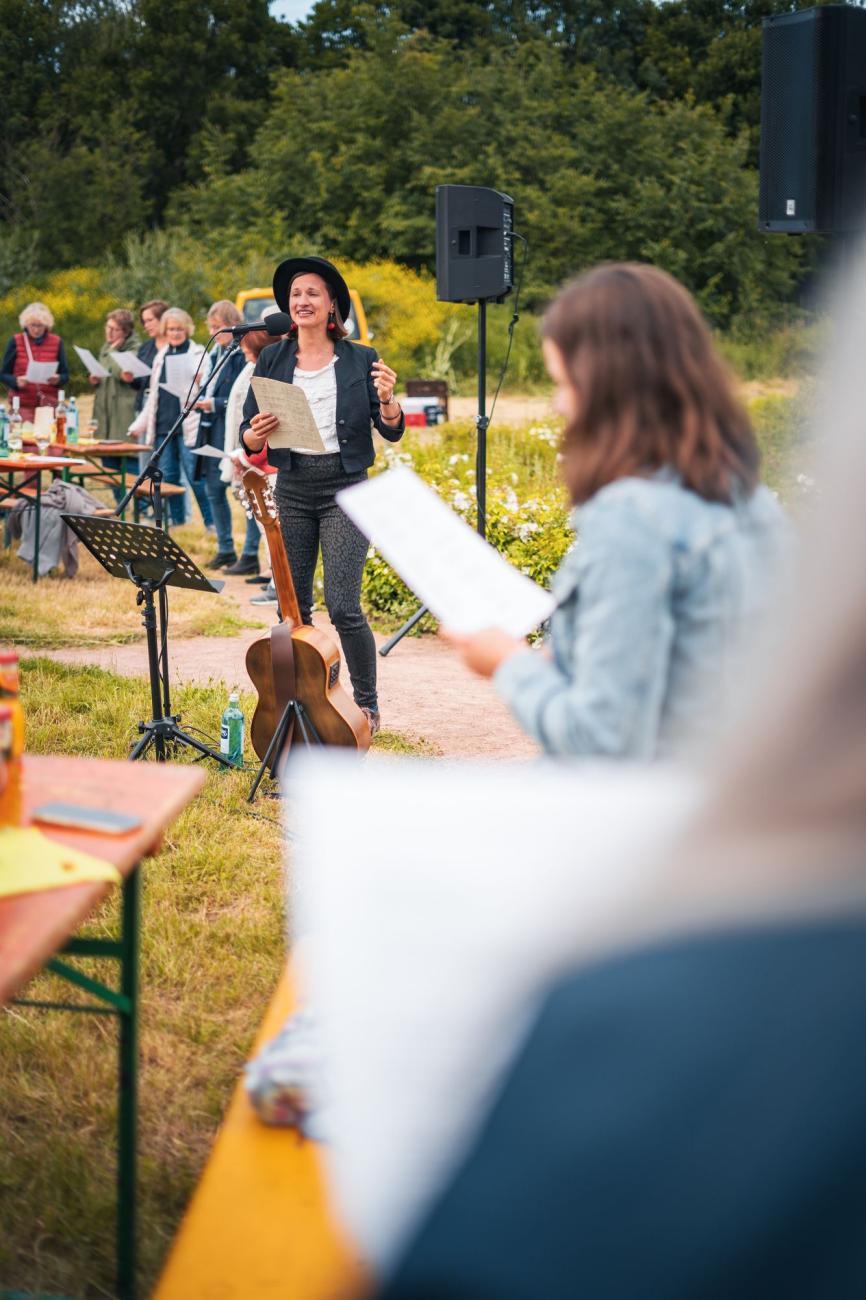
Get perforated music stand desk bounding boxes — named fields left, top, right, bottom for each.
left=62, top=514, right=233, bottom=764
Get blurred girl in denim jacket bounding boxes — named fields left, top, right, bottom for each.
left=446, top=263, right=788, bottom=759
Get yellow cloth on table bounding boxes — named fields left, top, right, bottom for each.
left=0, top=827, right=121, bottom=898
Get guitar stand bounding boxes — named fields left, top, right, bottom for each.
left=247, top=696, right=323, bottom=804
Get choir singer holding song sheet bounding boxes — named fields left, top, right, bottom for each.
left=444, top=264, right=789, bottom=760
left=239, top=256, right=405, bottom=738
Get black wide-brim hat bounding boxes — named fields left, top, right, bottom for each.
left=273, top=256, right=351, bottom=323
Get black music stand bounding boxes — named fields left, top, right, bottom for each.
left=62, top=514, right=235, bottom=766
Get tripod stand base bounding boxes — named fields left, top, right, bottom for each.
left=130, top=716, right=236, bottom=767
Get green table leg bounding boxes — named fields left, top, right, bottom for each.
left=117, top=865, right=140, bottom=1300
left=13, top=866, right=142, bottom=1300
left=118, top=456, right=128, bottom=521
left=32, top=470, right=41, bottom=583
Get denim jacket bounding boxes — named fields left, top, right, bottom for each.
left=494, top=474, right=788, bottom=759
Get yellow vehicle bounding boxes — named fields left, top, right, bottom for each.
left=234, top=287, right=372, bottom=345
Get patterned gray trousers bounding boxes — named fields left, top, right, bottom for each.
left=274, top=453, right=377, bottom=711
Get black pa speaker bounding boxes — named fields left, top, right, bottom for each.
left=759, top=5, right=866, bottom=234
left=435, top=184, right=514, bottom=303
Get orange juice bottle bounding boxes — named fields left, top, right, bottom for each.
left=0, top=703, right=20, bottom=826
left=0, top=650, right=24, bottom=758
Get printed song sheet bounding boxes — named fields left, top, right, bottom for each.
left=24, top=360, right=57, bottom=383
left=110, top=350, right=151, bottom=379
left=337, top=467, right=556, bottom=636
left=73, top=346, right=109, bottom=379
left=162, top=353, right=200, bottom=399
left=250, top=376, right=325, bottom=452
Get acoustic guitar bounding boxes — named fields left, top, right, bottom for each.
left=241, top=466, right=371, bottom=758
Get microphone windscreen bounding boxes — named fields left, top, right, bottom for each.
left=265, top=312, right=293, bottom=335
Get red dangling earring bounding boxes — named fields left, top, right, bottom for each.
left=289, top=318, right=299, bottom=336
left=327, top=313, right=337, bottom=334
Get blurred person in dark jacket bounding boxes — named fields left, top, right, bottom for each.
left=376, top=256, right=866, bottom=1300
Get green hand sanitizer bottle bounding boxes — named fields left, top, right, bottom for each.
left=220, top=692, right=244, bottom=767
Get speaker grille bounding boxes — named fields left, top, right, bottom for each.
left=760, top=12, right=819, bottom=231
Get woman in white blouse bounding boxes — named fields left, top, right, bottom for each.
left=239, top=256, right=405, bottom=737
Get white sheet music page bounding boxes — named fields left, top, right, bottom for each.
left=336, top=467, right=556, bottom=635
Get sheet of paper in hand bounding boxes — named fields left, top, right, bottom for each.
left=163, top=353, right=200, bottom=399
left=110, top=350, right=151, bottom=379
left=189, top=444, right=229, bottom=460
left=73, top=345, right=109, bottom=379
left=250, top=376, right=326, bottom=452
left=337, top=467, right=556, bottom=636
left=25, top=360, right=57, bottom=383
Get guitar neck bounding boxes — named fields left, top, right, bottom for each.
left=241, top=466, right=303, bottom=628
left=262, top=512, right=303, bottom=629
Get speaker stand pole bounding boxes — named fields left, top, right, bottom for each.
left=379, top=297, right=489, bottom=658
left=476, top=297, right=488, bottom=540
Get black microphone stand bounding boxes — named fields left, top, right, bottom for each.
left=113, top=337, right=244, bottom=761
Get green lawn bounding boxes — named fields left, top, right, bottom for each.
left=0, top=657, right=419, bottom=1298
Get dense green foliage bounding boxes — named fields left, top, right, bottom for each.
left=0, top=0, right=829, bottom=328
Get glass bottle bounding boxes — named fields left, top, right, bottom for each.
left=0, top=650, right=25, bottom=758
left=220, top=692, right=245, bottom=767
left=0, top=402, right=8, bottom=454
left=66, top=395, right=79, bottom=444
left=0, top=703, right=21, bottom=826
left=54, top=389, right=67, bottom=445
left=7, top=396, right=23, bottom=454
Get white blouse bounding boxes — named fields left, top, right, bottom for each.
left=293, top=357, right=339, bottom=455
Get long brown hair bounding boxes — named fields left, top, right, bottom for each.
left=543, top=263, right=759, bottom=505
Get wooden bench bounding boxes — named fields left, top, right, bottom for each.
left=154, top=964, right=365, bottom=1300
left=0, top=490, right=113, bottom=517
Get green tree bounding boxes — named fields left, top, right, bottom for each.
left=175, top=31, right=801, bottom=325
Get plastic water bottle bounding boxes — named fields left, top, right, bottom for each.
left=66, top=395, right=79, bottom=444
left=220, top=692, right=244, bottom=767
left=7, top=397, right=22, bottom=454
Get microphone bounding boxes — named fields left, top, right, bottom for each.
left=224, top=312, right=292, bottom=337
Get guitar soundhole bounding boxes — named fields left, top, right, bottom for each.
left=328, top=660, right=340, bottom=689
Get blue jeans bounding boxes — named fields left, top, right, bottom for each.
left=180, top=440, right=214, bottom=528
left=203, top=458, right=235, bottom=556
left=157, top=435, right=190, bottom=526
left=241, top=510, right=261, bottom=560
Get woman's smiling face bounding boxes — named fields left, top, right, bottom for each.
left=289, top=273, right=332, bottom=330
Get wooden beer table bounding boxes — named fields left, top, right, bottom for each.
left=51, top=439, right=144, bottom=520
left=1, top=754, right=205, bottom=1299
left=0, top=453, right=87, bottom=583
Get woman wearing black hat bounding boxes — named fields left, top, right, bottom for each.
left=239, top=256, right=405, bottom=737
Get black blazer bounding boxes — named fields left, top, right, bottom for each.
left=198, top=346, right=247, bottom=451
left=239, top=337, right=405, bottom=475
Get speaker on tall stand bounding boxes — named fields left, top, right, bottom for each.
left=379, top=184, right=515, bottom=657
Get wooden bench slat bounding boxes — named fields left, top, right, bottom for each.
left=154, top=965, right=364, bottom=1300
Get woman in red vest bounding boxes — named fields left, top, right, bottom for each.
left=0, top=301, right=70, bottom=421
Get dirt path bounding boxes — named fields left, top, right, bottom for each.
left=39, top=571, right=540, bottom=760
